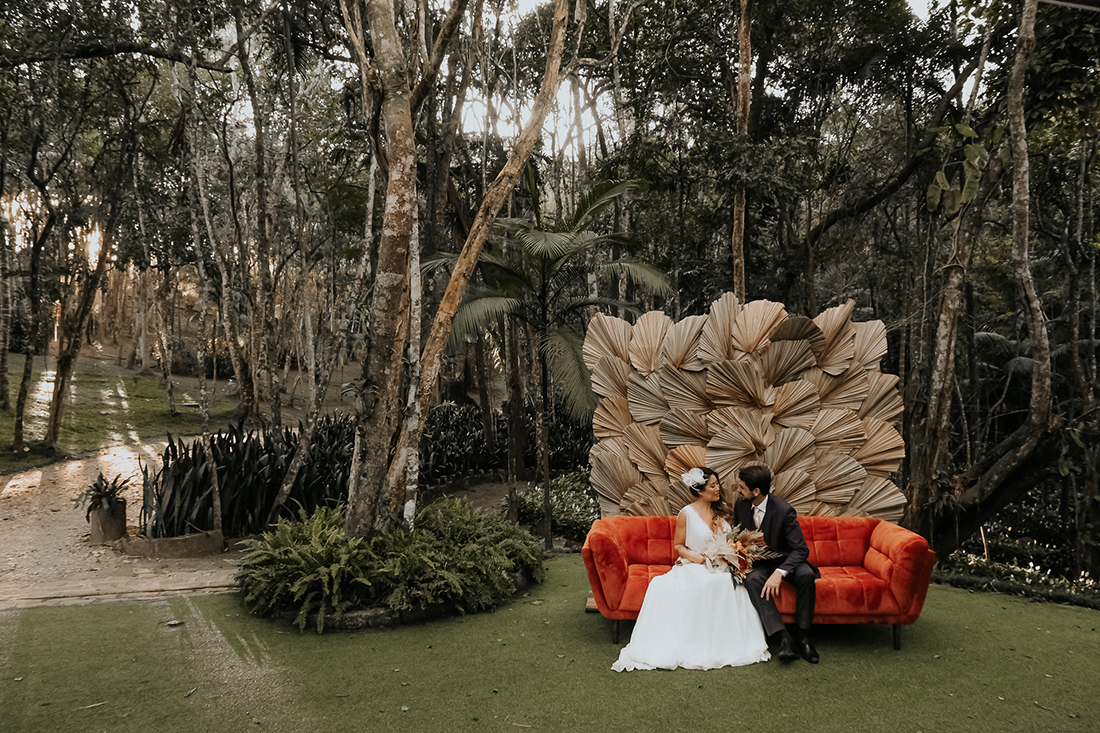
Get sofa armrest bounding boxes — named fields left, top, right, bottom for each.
left=581, top=521, right=630, bottom=613
left=866, top=521, right=937, bottom=616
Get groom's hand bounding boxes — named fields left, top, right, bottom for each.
left=761, top=569, right=784, bottom=600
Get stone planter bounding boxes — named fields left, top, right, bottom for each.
left=88, top=499, right=127, bottom=543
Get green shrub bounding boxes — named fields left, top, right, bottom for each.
left=515, top=468, right=600, bottom=542
left=237, top=499, right=546, bottom=632
left=934, top=550, right=1100, bottom=610
left=141, top=415, right=354, bottom=538
left=237, top=506, right=376, bottom=632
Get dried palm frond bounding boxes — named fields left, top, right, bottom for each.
left=859, top=371, right=903, bottom=423
left=699, top=292, right=741, bottom=364
left=772, top=469, right=817, bottom=514
left=730, top=299, right=787, bottom=354
left=660, top=409, right=712, bottom=447
left=811, top=451, right=867, bottom=504
left=771, top=315, right=827, bottom=356
left=664, top=444, right=708, bottom=479
left=593, top=395, right=632, bottom=438
left=629, top=310, right=672, bottom=375
left=660, top=364, right=712, bottom=411
left=591, top=356, right=633, bottom=400
left=621, top=481, right=671, bottom=516
left=662, top=314, right=707, bottom=371
left=852, top=320, right=888, bottom=371
left=589, top=435, right=628, bottom=463
left=666, top=479, right=696, bottom=514
left=764, top=427, right=816, bottom=476
left=623, top=422, right=669, bottom=479
left=705, top=433, right=765, bottom=481
left=813, top=299, right=856, bottom=375
left=844, top=476, right=907, bottom=522
left=583, top=313, right=632, bottom=371
left=810, top=408, right=867, bottom=456
left=626, top=372, right=669, bottom=425
left=760, top=339, right=816, bottom=386
left=590, top=448, right=642, bottom=515
left=803, top=366, right=869, bottom=411
left=705, top=407, right=774, bottom=451
left=706, top=358, right=775, bottom=409
left=766, top=380, right=821, bottom=430
left=808, top=502, right=842, bottom=517
left=852, top=417, right=906, bottom=478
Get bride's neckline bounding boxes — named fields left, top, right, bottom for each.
left=687, top=502, right=720, bottom=532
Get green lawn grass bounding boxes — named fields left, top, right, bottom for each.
left=0, top=362, right=237, bottom=475
left=1, top=554, right=1096, bottom=733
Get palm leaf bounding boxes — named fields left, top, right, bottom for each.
left=664, top=445, right=708, bottom=480
left=590, top=447, right=642, bottom=516
left=626, top=372, right=669, bottom=425
left=811, top=451, right=866, bottom=504
left=660, top=364, right=712, bottom=411
left=623, top=422, right=669, bottom=479
left=807, top=502, right=842, bottom=517
left=599, top=259, right=674, bottom=298
left=766, top=380, right=821, bottom=430
left=706, top=424, right=768, bottom=479
left=589, top=435, right=628, bottom=463
left=583, top=313, right=632, bottom=370
left=810, top=408, right=867, bottom=456
left=659, top=408, right=712, bottom=446
left=629, top=310, right=672, bottom=375
left=760, top=339, right=816, bottom=386
left=591, top=356, right=633, bottom=400
left=772, top=469, right=817, bottom=514
left=593, top=395, right=632, bottom=439
left=699, top=292, right=740, bottom=363
left=804, top=366, right=869, bottom=411
left=544, top=325, right=596, bottom=420
left=706, top=358, right=775, bottom=409
left=561, top=180, right=646, bottom=232
left=843, top=476, right=907, bottom=522
left=852, top=417, right=906, bottom=478
left=813, top=299, right=857, bottom=375
left=852, top=320, right=888, bottom=371
left=730, top=299, right=787, bottom=355
left=621, top=480, right=672, bottom=517
left=706, top=407, right=775, bottom=449
left=763, top=427, right=816, bottom=476
left=771, top=315, right=826, bottom=356
left=451, top=296, right=521, bottom=343
left=662, top=314, right=707, bottom=371
left=859, top=371, right=904, bottom=422
left=666, top=479, right=696, bottom=515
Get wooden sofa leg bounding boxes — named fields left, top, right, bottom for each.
left=893, top=624, right=901, bottom=651
left=611, top=619, right=620, bottom=644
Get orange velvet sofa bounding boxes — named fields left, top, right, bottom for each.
left=582, top=514, right=936, bottom=649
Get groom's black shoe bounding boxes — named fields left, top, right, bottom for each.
left=776, top=631, right=800, bottom=662
left=796, top=632, right=819, bottom=664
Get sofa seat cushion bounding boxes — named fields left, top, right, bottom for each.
left=621, top=563, right=674, bottom=613
left=802, top=566, right=899, bottom=616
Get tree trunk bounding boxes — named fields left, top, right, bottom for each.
left=343, top=0, right=418, bottom=538
left=730, top=0, right=751, bottom=304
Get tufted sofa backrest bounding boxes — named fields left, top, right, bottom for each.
left=799, top=515, right=879, bottom=567
left=597, top=515, right=678, bottom=565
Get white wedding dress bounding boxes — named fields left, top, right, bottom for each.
left=611, top=505, right=771, bottom=671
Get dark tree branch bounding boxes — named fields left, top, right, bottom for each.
left=0, top=43, right=227, bottom=71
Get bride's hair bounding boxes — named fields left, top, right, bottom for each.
left=688, top=467, right=734, bottom=522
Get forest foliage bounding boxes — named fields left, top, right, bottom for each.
left=1, top=0, right=1097, bottom=580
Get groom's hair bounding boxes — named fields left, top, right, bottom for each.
left=740, top=464, right=771, bottom=495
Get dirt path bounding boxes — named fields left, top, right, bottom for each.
left=0, top=441, right=242, bottom=610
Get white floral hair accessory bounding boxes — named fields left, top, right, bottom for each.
left=681, top=467, right=705, bottom=488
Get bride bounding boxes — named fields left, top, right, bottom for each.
left=612, top=467, right=771, bottom=671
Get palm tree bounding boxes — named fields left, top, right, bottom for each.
left=429, top=177, right=670, bottom=548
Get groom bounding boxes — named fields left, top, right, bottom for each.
left=733, top=464, right=820, bottom=664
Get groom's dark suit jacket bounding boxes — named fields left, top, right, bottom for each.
left=733, top=494, right=819, bottom=578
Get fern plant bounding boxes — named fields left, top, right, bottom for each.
left=237, top=506, right=375, bottom=632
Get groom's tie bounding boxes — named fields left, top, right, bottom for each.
left=754, top=505, right=764, bottom=530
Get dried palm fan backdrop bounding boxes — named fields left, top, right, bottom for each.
left=584, top=294, right=906, bottom=521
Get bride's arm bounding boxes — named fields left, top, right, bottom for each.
left=672, top=511, right=705, bottom=564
